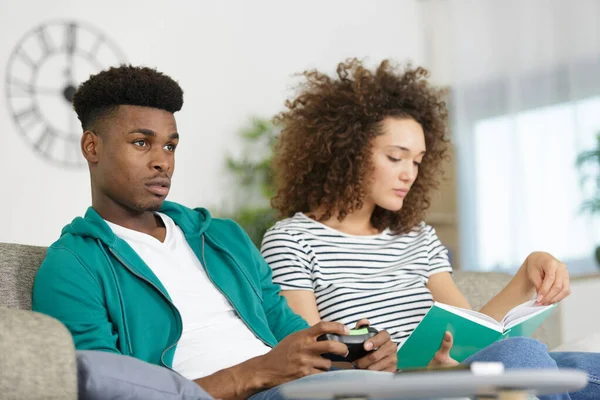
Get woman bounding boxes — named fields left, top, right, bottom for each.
left=261, top=59, right=599, bottom=400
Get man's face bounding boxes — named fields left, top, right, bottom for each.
left=93, top=105, right=179, bottom=212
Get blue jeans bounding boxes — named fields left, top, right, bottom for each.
left=250, top=338, right=600, bottom=400
left=463, top=337, right=600, bottom=400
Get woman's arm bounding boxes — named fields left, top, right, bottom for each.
left=427, top=270, right=533, bottom=321
left=280, top=290, right=322, bottom=326
left=477, top=266, right=536, bottom=321
left=428, top=252, right=569, bottom=322
left=426, top=272, right=471, bottom=309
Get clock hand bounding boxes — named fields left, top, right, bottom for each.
left=64, top=23, right=77, bottom=83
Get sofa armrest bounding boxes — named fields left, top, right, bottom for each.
left=0, top=308, right=77, bottom=400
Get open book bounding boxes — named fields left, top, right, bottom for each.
left=396, top=300, right=556, bottom=370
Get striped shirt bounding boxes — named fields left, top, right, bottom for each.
left=260, top=212, right=452, bottom=346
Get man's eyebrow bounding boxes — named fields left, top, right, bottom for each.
left=128, top=128, right=155, bottom=136
left=128, top=129, right=179, bottom=139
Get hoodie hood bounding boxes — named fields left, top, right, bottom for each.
left=61, top=200, right=213, bottom=245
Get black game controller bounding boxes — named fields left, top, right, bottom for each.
left=317, top=326, right=379, bottom=363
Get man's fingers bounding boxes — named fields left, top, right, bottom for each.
left=309, top=321, right=349, bottom=337
left=311, top=340, right=349, bottom=357
left=360, top=354, right=397, bottom=372
left=364, top=330, right=390, bottom=351
left=310, top=355, right=333, bottom=372
left=297, top=366, right=328, bottom=377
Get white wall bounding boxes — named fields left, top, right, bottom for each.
left=0, top=0, right=424, bottom=246
left=421, top=0, right=600, bottom=86
left=560, top=277, right=600, bottom=345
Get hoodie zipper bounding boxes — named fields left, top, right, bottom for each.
left=200, top=235, right=272, bottom=349
left=108, top=248, right=183, bottom=368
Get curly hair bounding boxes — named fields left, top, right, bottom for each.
left=271, top=59, right=449, bottom=234
left=72, top=65, right=184, bottom=130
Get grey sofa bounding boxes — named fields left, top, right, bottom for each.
left=0, top=243, right=77, bottom=399
left=0, top=242, right=562, bottom=400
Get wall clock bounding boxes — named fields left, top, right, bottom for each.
left=4, top=20, right=127, bottom=168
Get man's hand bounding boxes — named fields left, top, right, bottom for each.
left=352, top=319, right=398, bottom=372
left=428, top=331, right=459, bottom=368
left=252, top=321, right=350, bottom=388
left=196, top=322, right=350, bottom=400
left=523, top=251, right=571, bottom=305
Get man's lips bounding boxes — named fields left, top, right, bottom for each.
left=146, top=179, right=170, bottom=196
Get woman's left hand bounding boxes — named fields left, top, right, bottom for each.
left=523, top=251, right=571, bottom=305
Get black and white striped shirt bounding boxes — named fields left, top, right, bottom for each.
left=261, top=213, right=453, bottom=345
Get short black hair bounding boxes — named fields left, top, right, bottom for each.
left=72, top=65, right=184, bottom=130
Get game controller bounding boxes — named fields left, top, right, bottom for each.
left=317, top=326, right=379, bottom=362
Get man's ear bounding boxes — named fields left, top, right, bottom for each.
left=81, top=130, right=100, bottom=163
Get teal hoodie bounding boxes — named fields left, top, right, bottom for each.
left=32, top=201, right=309, bottom=368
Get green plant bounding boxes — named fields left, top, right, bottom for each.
left=221, top=118, right=279, bottom=248
left=576, top=132, right=600, bottom=265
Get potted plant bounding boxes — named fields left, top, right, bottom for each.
left=220, top=118, right=279, bottom=248
left=576, top=132, right=600, bottom=266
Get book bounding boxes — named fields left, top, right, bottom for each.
left=396, top=299, right=556, bottom=370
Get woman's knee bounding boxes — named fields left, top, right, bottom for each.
left=491, top=337, right=548, bottom=354
left=466, top=337, right=558, bottom=369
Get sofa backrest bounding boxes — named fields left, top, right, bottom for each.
left=0, top=241, right=562, bottom=348
left=0, top=242, right=47, bottom=309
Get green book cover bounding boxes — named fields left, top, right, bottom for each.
left=396, top=300, right=556, bottom=370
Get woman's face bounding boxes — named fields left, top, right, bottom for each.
left=366, top=117, right=426, bottom=212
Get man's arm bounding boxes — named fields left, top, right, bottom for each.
left=32, top=247, right=121, bottom=353
left=194, top=322, right=350, bottom=400
left=193, top=357, right=268, bottom=400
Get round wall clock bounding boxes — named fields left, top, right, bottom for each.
left=4, top=20, right=127, bottom=168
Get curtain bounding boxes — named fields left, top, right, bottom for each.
left=422, top=0, right=600, bottom=272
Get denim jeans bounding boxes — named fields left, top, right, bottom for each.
left=249, top=337, right=600, bottom=400
left=463, top=337, right=600, bottom=400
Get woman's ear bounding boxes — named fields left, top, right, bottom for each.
left=81, top=131, right=100, bottom=163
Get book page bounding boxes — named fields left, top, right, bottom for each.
left=434, top=302, right=503, bottom=332
left=502, top=300, right=556, bottom=328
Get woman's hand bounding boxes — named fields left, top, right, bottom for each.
left=428, top=331, right=459, bottom=368
left=523, top=251, right=571, bottom=305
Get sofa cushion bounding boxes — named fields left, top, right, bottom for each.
left=77, top=350, right=214, bottom=399
left=0, top=242, right=47, bottom=309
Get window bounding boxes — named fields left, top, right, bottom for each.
left=472, top=97, right=600, bottom=272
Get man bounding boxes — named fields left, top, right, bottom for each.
left=32, top=65, right=398, bottom=400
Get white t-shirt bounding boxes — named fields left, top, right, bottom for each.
left=261, top=213, right=453, bottom=346
left=105, top=213, right=271, bottom=380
